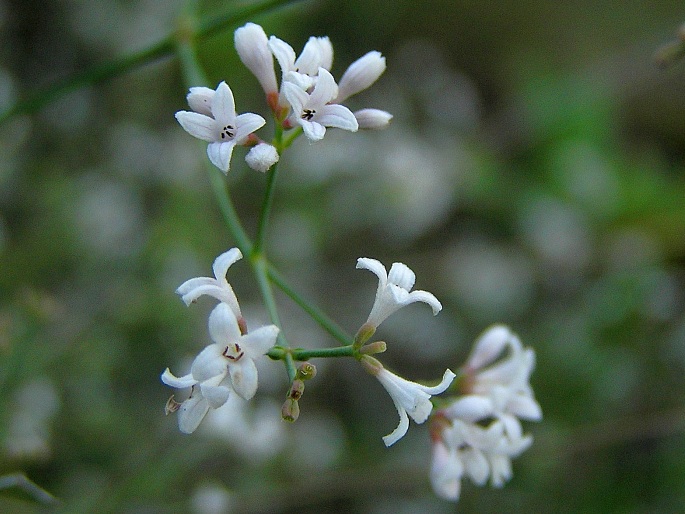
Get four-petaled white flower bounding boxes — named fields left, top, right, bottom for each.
left=176, top=248, right=244, bottom=322
left=363, top=357, right=455, bottom=447
left=175, top=81, right=266, bottom=173
left=282, top=68, right=358, bottom=141
left=356, top=257, right=442, bottom=329
left=161, top=303, right=279, bottom=433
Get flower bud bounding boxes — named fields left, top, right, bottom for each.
left=360, top=340, right=387, bottom=355
left=297, top=362, right=317, bottom=380
left=281, top=398, right=300, bottom=422
left=360, top=355, right=383, bottom=376
left=245, top=143, right=279, bottom=173
left=353, top=322, right=376, bottom=349
left=234, top=23, right=278, bottom=95
left=335, top=51, right=386, bottom=103
left=354, top=109, right=393, bottom=129
left=288, top=379, right=305, bottom=400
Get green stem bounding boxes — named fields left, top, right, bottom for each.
left=0, top=0, right=304, bottom=125
left=253, top=161, right=280, bottom=255
left=253, top=255, right=296, bottom=380
left=267, top=345, right=355, bottom=361
left=268, top=266, right=352, bottom=346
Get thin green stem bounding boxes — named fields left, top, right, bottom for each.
left=267, top=345, right=355, bottom=361
left=0, top=0, right=304, bottom=125
left=253, top=256, right=297, bottom=380
left=253, top=161, right=280, bottom=255
left=268, top=266, right=352, bottom=346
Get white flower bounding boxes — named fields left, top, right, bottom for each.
left=176, top=248, right=243, bottom=321
left=356, top=257, right=442, bottom=329
left=175, top=81, right=266, bottom=173
left=282, top=68, right=358, bottom=141
left=161, top=303, right=279, bottom=433
left=234, top=23, right=278, bottom=96
left=461, top=325, right=543, bottom=427
left=363, top=358, right=455, bottom=446
left=430, top=435, right=463, bottom=501
left=334, top=51, right=386, bottom=103
left=245, top=143, right=279, bottom=173
left=268, top=35, right=334, bottom=92
left=354, top=108, right=393, bottom=129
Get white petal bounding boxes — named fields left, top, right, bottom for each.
left=309, top=68, right=338, bottom=106
left=208, top=303, right=242, bottom=345
left=211, top=81, right=236, bottom=124
left=356, top=257, right=388, bottom=284
left=176, top=277, right=216, bottom=299
left=178, top=394, right=210, bottom=434
left=418, top=369, right=457, bottom=396
left=161, top=368, right=197, bottom=389
left=234, top=112, right=266, bottom=143
left=240, top=324, right=280, bottom=358
left=509, top=394, right=542, bottom=421
left=284, top=70, right=315, bottom=90
left=335, top=51, right=386, bottom=102
left=462, top=447, right=490, bottom=485
left=282, top=81, right=308, bottom=113
left=467, top=325, right=513, bottom=370
left=430, top=441, right=463, bottom=501
left=213, top=247, right=243, bottom=279
left=382, top=400, right=410, bottom=447
left=200, top=374, right=232, bottom=408
left=295, top=36, right=332, bottom=75
left=175, top=111, right=216, bottom=142
left=190, top=344, right=228, bottom=383
left=444, top=395, right=495, bottom=422
left=315, top=104, right=359, bottom=132
left=404, top=290, right=442, bottom=315
left=300, top=119, right=326, bottom=141
left=268, top=36, right=296, bottom=76
left=207, top=141, right=235, bottom=173
left=229, top=357, right=259, bottom=400
left=387, top=262, right=415, bottom=290
left=187, top=87, right=215, bottom=116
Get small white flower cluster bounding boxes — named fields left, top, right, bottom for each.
left=355, top=258, right=455, bottom=446
left=162, top=249, right=279, bottom=434
left=175, top=22, right=390, bottom=174
left=429, top=325, right=542, bottom=501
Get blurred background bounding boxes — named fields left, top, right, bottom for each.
left=1, top=0, right=685, bottom=512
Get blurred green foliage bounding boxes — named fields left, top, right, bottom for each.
left=1, top=0, right=685, bottom=512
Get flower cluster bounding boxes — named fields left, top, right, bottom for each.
left=356, top=258, right=455, bottom=446
left=162, top=249, right=279, bottom=433
left=165, top=20, right=541, bottom=504
left=429, top=325, right=542, bottom=501
left=175, top=22, right=391, bottom=174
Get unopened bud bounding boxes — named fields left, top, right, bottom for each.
left=353, top=323, right=376, bottom=349
left=297, top=362, right=317, bottom=380
left=360, top=355, right=383, bottom=376
left=281, top=398, right=300, bottom=422
left=288, top=379, right=305, bottom=400
left=360, top=340, right=387, bottom=355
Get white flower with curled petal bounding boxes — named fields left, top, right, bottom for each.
left=356, top=257, right=442, bottom=330
left=161, top=303, right=279, bottom=434
left=282, top=68, right=358, bottom=141
left=175, top=81, right=266, bottom=173
left=362, top=356, right=455, bottom=446
left=176, top=248, right=243, bottom=322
